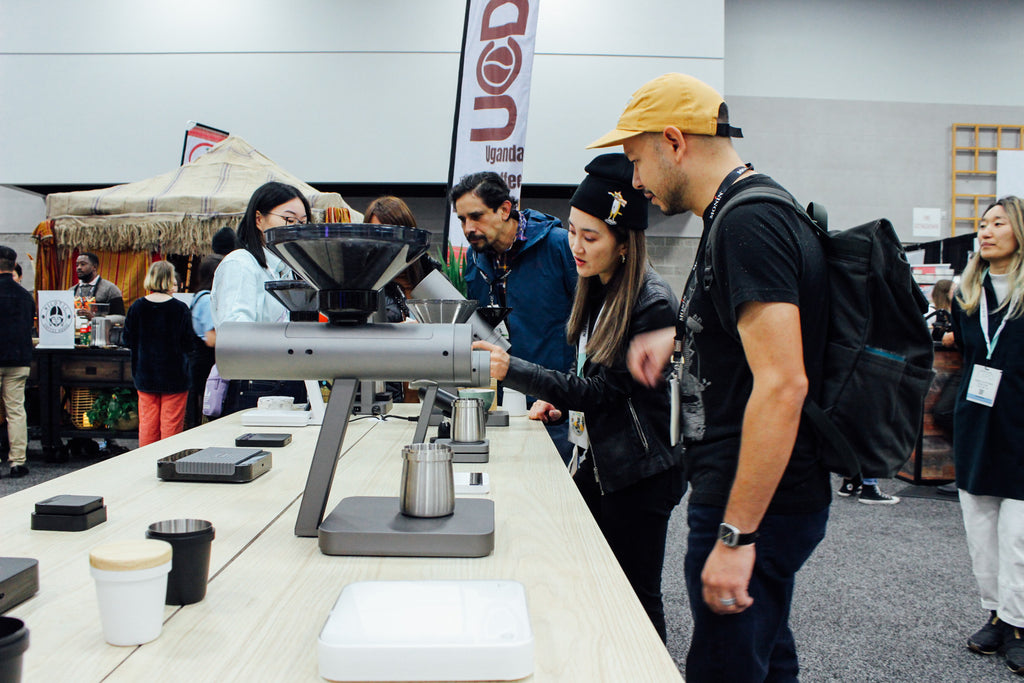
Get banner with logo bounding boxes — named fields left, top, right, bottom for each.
left=446, top=0, right=542, bottom=252
left=36, top=290, right=76, bottom=348
left=180, top=122, right=230, bottom=165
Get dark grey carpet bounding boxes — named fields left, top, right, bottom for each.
left=661, top=476, right=1011, bottom=682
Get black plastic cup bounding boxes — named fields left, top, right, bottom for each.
left=0, top=617, right=29, bottom=683
left=145, top=519, right=215, bottom=606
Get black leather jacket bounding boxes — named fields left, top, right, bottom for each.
left=503, top=269, right=684, bottom=493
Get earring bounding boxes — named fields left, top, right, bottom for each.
left=620, top=253, right=627, bottom=264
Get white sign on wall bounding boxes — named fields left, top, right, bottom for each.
left=36, top=290, right=76, bottom=348
left=997, top=150, right=1024, bottom=198
left=912, top=207, right=941, bottom=239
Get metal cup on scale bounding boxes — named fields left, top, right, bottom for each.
left=399, top=443, right=455, bottom=518
left=451, top=398, right=487, bottom=443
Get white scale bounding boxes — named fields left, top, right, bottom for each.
left=240, top=380, right=325, bottom=426
left=318, top=580, right=533, bottom=682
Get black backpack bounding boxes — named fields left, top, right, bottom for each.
left=704, top=186, right=935, bottom=479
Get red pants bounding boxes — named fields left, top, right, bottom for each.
left=137, top=391, right=187, bottom=447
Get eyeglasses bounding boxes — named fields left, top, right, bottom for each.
left=266, top=212, right=308, bottom=225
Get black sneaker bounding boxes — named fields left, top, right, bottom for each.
left=858, top=483, right=900, bottom=504
left=837, top=478, right=861, bottom=497
left=1003, top=627, right=1024, bottom=674
left=8, top=464, right=29, bottom=478
left=969, top=611, right=1012, bottom=655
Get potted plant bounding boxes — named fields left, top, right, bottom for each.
left=436, top=248, right=468, bottom=298
left=86, top=388, right=139, bottom=431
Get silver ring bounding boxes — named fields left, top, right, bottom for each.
left=719, top=597, right=737, bottom=606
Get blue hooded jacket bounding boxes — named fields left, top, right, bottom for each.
left=463, top=208, right=576, bottom=376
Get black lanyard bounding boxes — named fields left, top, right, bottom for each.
left=672, top=164, right=752, bottom=364
left=470, top=255, right=513, bottom=307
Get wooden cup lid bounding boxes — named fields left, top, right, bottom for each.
left=90, top=539, right=172, bottom=571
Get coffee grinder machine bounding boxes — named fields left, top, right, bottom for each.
left=216, top=224, right=495, bottom=557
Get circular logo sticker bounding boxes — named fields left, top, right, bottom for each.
left=40, top=298, right=75, bottom=334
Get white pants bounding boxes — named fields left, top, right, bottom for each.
left=960, top=490, right=1024, bottom=627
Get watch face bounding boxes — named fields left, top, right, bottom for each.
left=718, top=523, right=737, bottom=546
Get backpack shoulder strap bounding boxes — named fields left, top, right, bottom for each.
left=701, top=186, right=860, bottom=473
left=702, top=184, right=828, bottom=320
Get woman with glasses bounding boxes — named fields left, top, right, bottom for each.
left=210, top=181, right=311, bottom=414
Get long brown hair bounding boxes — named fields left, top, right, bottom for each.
left=566, top=226, right=648, bottom=366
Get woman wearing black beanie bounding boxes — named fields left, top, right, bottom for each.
left=474, top=153, right=685, bottom=641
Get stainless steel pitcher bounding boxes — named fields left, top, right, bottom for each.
left=91, top=316, right=109, bottom=347
left=399, top=443, right=455, bottom=518
left=451, top=397, right=487, bottom=443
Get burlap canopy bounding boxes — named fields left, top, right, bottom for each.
left=44, top=135, right=358, bottom=255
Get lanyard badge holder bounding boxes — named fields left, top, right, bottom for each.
left=966, top=283, right=1013, bottom=407
left=668, top=164, right=751, bottom=447
left=663, top=162, right=753, bottom=446
left=668, top=342, right=682, bottom=447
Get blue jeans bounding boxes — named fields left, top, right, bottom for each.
left=684, top=503, right=829, bottom=683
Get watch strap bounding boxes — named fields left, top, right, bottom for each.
left=719, top=522, right=759, bottom=547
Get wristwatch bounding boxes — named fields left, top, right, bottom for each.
left=718, top=522, right=759, bottom=547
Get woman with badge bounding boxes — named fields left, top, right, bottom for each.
left=950, top=196, right=1024, bottom=673
left=473, top=154, right=685, bottom=641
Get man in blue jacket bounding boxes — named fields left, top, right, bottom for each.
left=0, top=246, right=35, bottom=478
left=452, top=172, right=576, bottom=463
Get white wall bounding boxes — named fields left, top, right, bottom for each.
left=721, top=0, right=1024, bottom=242
left=0, top=0, right=723, bottom=186
left=724, top=0, right=1024, bottom=105
left=0, top=185, right=46, bottom=233
left=5, top=0, right=1022, bottom=246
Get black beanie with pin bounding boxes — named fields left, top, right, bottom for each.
left=569, top=153, right=648, bottom=231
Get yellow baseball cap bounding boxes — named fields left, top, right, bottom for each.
left=587, top=73, right=743, bottom=149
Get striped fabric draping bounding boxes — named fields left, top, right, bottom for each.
left=33, top=219, right=152, bottom=307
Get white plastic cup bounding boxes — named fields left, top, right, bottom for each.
left=502, top=389, right=528, bottom=417
left=89, top=540, right=172, bottom=646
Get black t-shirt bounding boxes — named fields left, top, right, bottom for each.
left=680, top=174, right=831, bottom=515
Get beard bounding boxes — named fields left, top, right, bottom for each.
left=465, top=233, right=495, bottom=253
left=650, top=151, right=689, bottom=215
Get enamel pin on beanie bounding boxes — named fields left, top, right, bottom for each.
left=569, top=153, right=649, bottom=230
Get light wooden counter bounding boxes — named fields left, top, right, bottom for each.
left=4, top=407, right=682, bottom=682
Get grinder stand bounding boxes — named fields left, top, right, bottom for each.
left=294, top=378, right=494, bottom=558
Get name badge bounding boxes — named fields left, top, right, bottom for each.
left=966, top=365, right=1002, bottom=407
left=568, top=410, right=590, bottom=449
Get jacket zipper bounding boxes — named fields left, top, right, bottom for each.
left=585, top=438, right=606, bottom=495
left=627, top=398, right=650, bottom=452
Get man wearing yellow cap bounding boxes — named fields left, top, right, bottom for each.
left=591, top=73, right=831, bottom=682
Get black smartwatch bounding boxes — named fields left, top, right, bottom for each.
left=718, top=522, right=759, bottom=547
